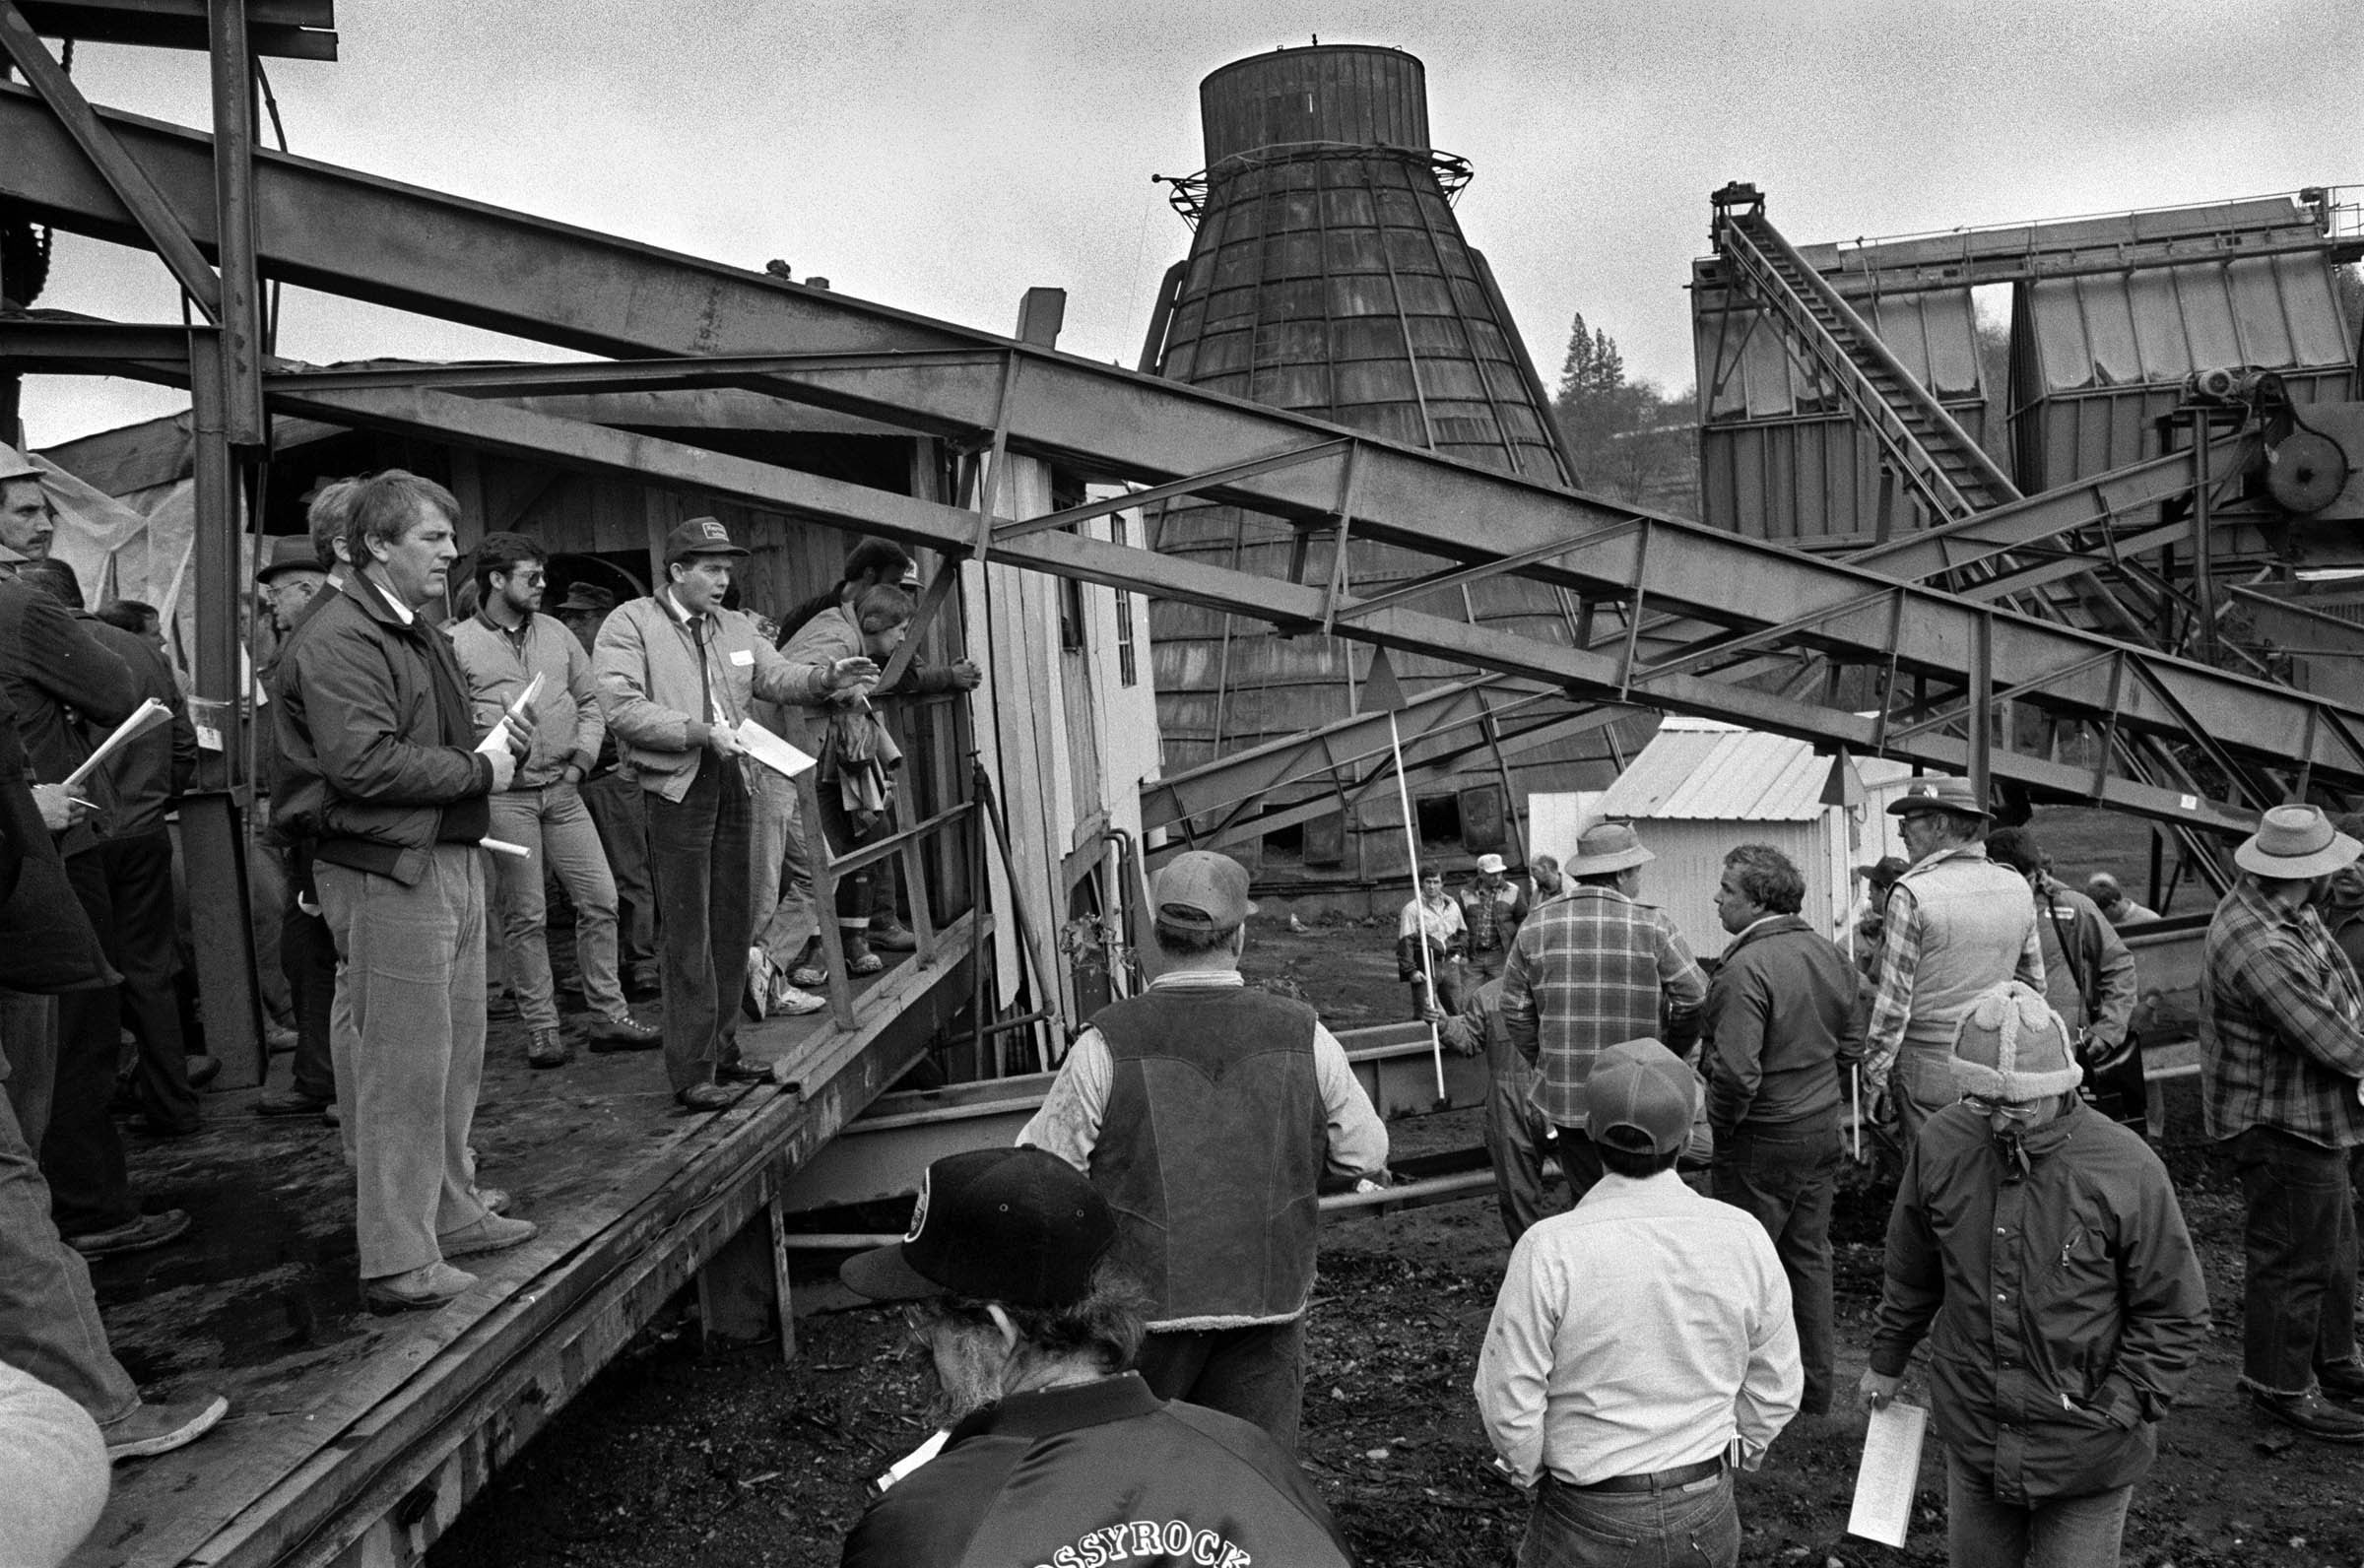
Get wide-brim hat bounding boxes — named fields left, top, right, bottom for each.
left=839, top=1147, right=1115, bottom=1309
left=1564, top=821, right=1652, bottom=877
left=556, top=583, right=617, bottom=614
left=2234, top=804, right=2362, bottom=880
left=1855, top=855, right=1910, bottom=889
left=1887, top=776, right=1992, bottom=820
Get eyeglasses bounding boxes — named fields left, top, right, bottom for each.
left=504, top=569, right=547, bottom=585
left=1960, top=1093, right=2042, bottom=1122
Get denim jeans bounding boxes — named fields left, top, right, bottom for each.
left=0, top=1018, right=140, bottom=1424
left=1520, top=1470, right=1738, bottom=1568
left=0, top=990, right=56, bottom=1153
left=487, top=783, right=627, bottom=1031
left=1712, top=1121, right=1840, bottom=1413
left=2230, top=1125, right=2360, bottom=1395
left=1945, top=1452, right=2132, bottom=1568
left=815, top=779, right=885, bottom=940
left=316, top=847, right=492, bottom=1279
left=0, top=1359, right=110, bottom=1565
left=750, top=766, right=819, bottom=968
left=646, top=754, right=752, bottom=1093
left=1486, top=1049, right=1550, bottom=1243
left=579, top=769, right=655, bottom=970
left=1134, top=1316, right=1308, bottom=1456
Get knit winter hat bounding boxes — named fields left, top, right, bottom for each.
left=1949, top=981, right=2081, bottom=1101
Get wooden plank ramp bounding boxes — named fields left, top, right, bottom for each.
left=72, top=915, right=981, bottom=1568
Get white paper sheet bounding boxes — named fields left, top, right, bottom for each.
left=61, top=698, right=171, bottom=793
left=476, top=672, right=546, bottom=754
left=733, top=717, right=817, bottom=780
left=1846, top=1400, right=1928, bottom=1547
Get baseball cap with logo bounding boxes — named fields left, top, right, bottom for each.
left=1150, top=849, right=1257, bottom=932
left=1585, top=1036, right=1700, bottom=1156
left=839, top=1147, right=1117, bottom=1308
left=663, top=515, right=752, bottom=563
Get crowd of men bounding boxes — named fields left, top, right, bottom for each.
left=2, top=445, right=2361, bottom=1566
left=0, top=457, right=975, bottom=1497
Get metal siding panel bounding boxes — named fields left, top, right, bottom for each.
left=2030, top=280, right=2094, bottom=393
left=2075, top=275, right=2142, bottom=387
left=2174, top=266, right=2244, bottom=370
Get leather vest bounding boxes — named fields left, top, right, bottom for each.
left=1090, top=986, right=1325, bottom=1328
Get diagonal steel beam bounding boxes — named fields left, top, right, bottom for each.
left=263, top=379, right=2353, bottom=835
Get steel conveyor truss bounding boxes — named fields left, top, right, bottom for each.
left=4, top=88, right=2361, bottom=838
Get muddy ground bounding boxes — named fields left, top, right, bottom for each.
left=432, top=824, right=2361, bottom=1568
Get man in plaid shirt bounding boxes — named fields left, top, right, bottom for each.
left=1501, top=822, right=1704, bottom=1206
left=2200, top=804, right=2364, bottom=1443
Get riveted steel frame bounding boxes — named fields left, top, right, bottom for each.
left=10, top=89, right=2364, bottom=838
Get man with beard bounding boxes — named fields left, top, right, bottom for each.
left=449, top=532, right=657, bottom=1069
left=835, top=1147, right=1352, bottom=1568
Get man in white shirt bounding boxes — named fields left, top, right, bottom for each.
left=1398, top=866, right=1467, bottom=1016
left=1475, top=1036, right=1801, bottom=1567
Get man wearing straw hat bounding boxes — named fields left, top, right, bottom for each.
left=1861, top=777, right=2044, bottom=1150
left=1501, top=820, right=1705, bottom=1208
left=2200, top=803, right=2364, bottom=1442
left=1018, top=848, right=1387, bottom=1453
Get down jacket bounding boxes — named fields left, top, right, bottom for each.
left=1869, top=1098, right=2208, bottom=1503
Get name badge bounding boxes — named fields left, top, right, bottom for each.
left=729, top=649, right=755, bottom=667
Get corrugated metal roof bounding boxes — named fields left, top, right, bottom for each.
left=1594, top=717, right=1833, bottom=821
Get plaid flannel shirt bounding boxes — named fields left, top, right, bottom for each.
left=1500, top=886, right=1705, bottom=1128
left=2200, top=878, right=2364, bottom=1148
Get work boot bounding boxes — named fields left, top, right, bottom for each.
left=585, top=1014, right=660, bottom=1053
left=845, top=938, right=884, bottom=976
left=869, top=919, right=919, bottom=951
left=2317, top=1359, right=2364, bottom=1407
left=101, top=1392, right=230, bottom=1461
left=675, top=1082, right=734, bottom=1112
left=2251, top=1387, right=2364, bottom=1442
left=437, top=1212, right=538, bottom=1259
left=264, top=1024, right=299, bottom=1056
left=472, top=1186, right=511, bottom=1216
left=258, top=1086, right=332, bottom=1118
left=626, top=961, right=662, bottom=998
left=526, top=1027, right=571, bottom=1069
left=363, top=1262, right=477, bottom=1313
left=68, top=1210, right=191, bottom=1258
left=185, top=1054, right=222, bottom=1089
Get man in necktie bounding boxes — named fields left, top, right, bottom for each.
left=591, top=519, right=875, bottom=1109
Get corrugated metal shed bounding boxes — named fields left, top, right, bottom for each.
left=1594, top=717, right=1835, bottom=821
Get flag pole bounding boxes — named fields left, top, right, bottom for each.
left=1388, top=708, right=1447, bottom=1099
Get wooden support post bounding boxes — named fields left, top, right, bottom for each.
left=696, top=1194, right=796, bottom=1363
left=179, top=791, right=263, bottom=1086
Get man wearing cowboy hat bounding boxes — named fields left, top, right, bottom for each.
left=1501, top=820, right=1706, bottom=1207
left=592, top=517, right=876, bottom=1111
left=836, top=1147, right=1352, bottom=1568
left=1862, top=777, right=2044, bottom=1150
left=2200, top=803, right=2364, bottom=1441
left=1457, top=852, right=1530, bottom=983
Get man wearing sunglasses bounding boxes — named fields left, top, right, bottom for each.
left=1861, top=981, right=2207, bottom=1567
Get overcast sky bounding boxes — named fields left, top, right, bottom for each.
left=20, top=0, right=2361, bottom=450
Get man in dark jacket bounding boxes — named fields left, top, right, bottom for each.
left=276, top=470, right=531, bottom=1312
left=0, top=671, right=227, bottom=1462
left=1704, top=843, right=1865, bottom=1416
left=836, top=1147, right=1352, bottom=1568
left=1863, top=981, right=2208, bottom=1566
left=1018, top=850, right=1388, bottom=1453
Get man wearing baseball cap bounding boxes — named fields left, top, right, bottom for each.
left=590, top=517, right=876, bottom=1110
left=1864, top=982, right=2208, bottom=1563
left=1456, top=851, right=1529, bottom=983
left=2201, top=803, right=2364, bottom=1441
left=1018, top=848, right=1386, bottom=1452
left=1861, top=777, right=2044, bottom=1150
left=836, top=1147, right=1352, bottom=1568
left=1476, top=1036, right=1801, bottom=1567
